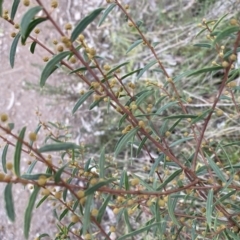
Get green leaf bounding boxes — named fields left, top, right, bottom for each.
left=136, top=135, right=148, bottom=156
left=114, top=127, right=138, bottom=157
left=59, top=208, right=69, bottom=220
left=9, top=32, right=21, bottom=68
left=99, top=147, right=105, bottom=179
left=2, top=144, right=9, bottom=173
left=121, top=68, right=142, bottom=80
left=7, top=122, right=15, bottom=131
left=30, top=41, right=37, bottom=54
left=98, top=3, right=116, bottom=26
left=156, top=101, right=178, bottom=115
left=84, top=179, right=114, bottom=197
left=214, top=26, right=240, bottom=44
left=157, top=169, right=182, bottom=191
left=164, top=114, right=196, bottom=120
left=69, top=66, right=97, bottom=74
left=21, top=18, right=47, bottom=44
left=71, top=8, right=105, bottom=42
left=149, top=154, right=164, bottom=177
left=38, top=142, right=78, bottom=153
left=4, top=183, right=15, bottom=222
left=124, top=210, right=133, bottom=232
left=82, top=194, right=93, bottom=235
left=118, top=113, right=128, bottom=129
left=137, top=60, right=157, bottom=79
left=40, top=51, right=71, bottom=87
left=206, top=155, right=226, bottom=183
left=10, top=0, right=20, bottom=20
left=167, top=194, right=181, bottom=227
left=72, top=90, right=94, bottom=114
left=118, top=222, right=160, bottom=240
left=106, top=61, right=129, bottom=75
left=21, top=173, right=52, bottom=180
left=24, top=186, right=40, bottom=239
left=36, top=195, right=48, bottom=208
left=20, top=6, right=42, bottom=38
left=187, top=66, right=223, bottom=77
left=0, top=0, right=3, bottom=16
left=89, top=97, right=103, bottom=110
left=212, top=13, right=228, bottom=31
left=135, top=90, right=153, bottom=106
left=38, top=233, right=50, bottom=239
left=26, top=160, right=37, bottom=174
left=206, top=189, right=214, bottom=229
left=169, top=137, right=194, bottom=148
left=195, top=27, right=208, bottom=37
left=54, top=163, right=68, bottom=183
left=126, top=39, right=143, bottom=54
left=14, top=126, right=26, bottom=177
left=191, top=109, right=212, bottom=124
left=193, top=43, right=212, bottom=48
left=96, top=195, right=111, bottom=223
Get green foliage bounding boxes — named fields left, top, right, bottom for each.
left=1, top=1, right=240, bottom=239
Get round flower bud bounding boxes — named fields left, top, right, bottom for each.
left=57, top=45, right=64, bottom=52
left=51, top=0, right=58, bottom=8
left=65, top=23, right=72, bottom=30
left=23, top=0, right=30, bottom=6
left=29, top=132, right=37, bottom=142
left=6, top=162, right=13, bottom=170
left=11, top=32, right=17, bottom=38
left=1, top=114, right=8, bottom=122
left=71, top=214, right=79, bottom=223
left=43, top=56, right=49, bottom=62
left=91, top=208, right=99, bottom=216
left=34, top=28, right=40, bottom=34
left=230, top=19, right=238, bottom=26
left=222, top=61, right=229, bottom=68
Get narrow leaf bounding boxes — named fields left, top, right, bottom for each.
left=4, top=183, right=15, bottom=222
left=96, top=195, right=111, bottom=223
left=40, top=51, right=71, bottom=87
left=206, top=189, right=214, bottom=229
left=193, top=43, right=212, bottom=48
left=99, top=147, right=105, bottom=178
left=69, top=66, right=97, bottom=74
left=169, top=137, right=194, bottom=148
left=188, top=66, right=223, bottom=77
left=98, top=3, right=116, bottom=26
left=191, top=109, right=212, bottom=124
left=137, top=60, right=157, bottom=79
left=118, top=222, right=160, bottom=240
left=71, top=8, right=105, bottom=42
left=30, top=41, right=37, bottom=54
left=21, top=173, right=52, bottom=180
left=20, top=6, right=42, bottom=38
left=167, top=195, right=181, bottom=227
left=157, top=169, right=182, bottom=191
left=10, top=32, right=21, bottom=68
left=114, top=127, right=138, bottom=157
left=126, top=39, right=143, bottom=54
left=121, top=68, right=142, bottom=80
left=38, top=233, right=50, bottom=239
left=207, top=155, right=226, bottom=183
left=212, top=13, right=228, bottom=31
left=72, top=90, right=94, bottom=114
left=59, top=208, right=69, bottom=220
left=24, top=186, right=40, bottom=239
left=14, top=126, right=26, bottom=177
left=54, top=163, right=68, bottom=183
left=156, top=101, right=178, bottom=115
left=10, top=0, right=20, bottom=20
left=214, top=26, right=240, bottom=44
left=21, top=18, right=47, bottom=44
left=84, top=179, right=114, bottom=197
left=82, top=194, right=93, bottom=235
left=2, top=144, right=9, bottom=173
left=106, top=61, right=129, bottom=75
left=136, top=90, right=153, bottom=105
left=36, top=195, right=48, bottom=208
left=0, top=0, right=3, bottom=16
left=38, top=142, right=78, bottom=152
